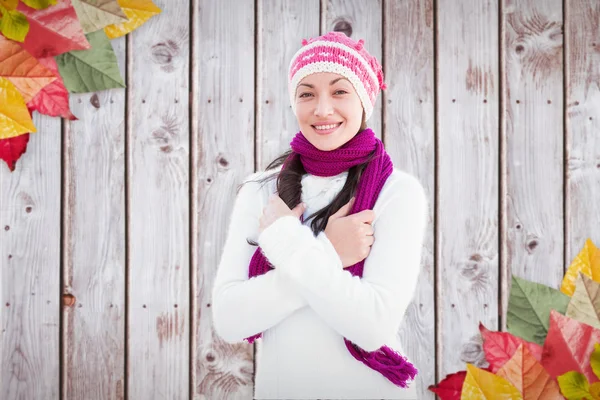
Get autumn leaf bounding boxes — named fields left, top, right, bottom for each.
left=507, top=275, right=571, bottom=345
left=479, top=322, right=543, bottom=373
left=0, top=5, right=29, bottom=42
left=17, top=0, right=90, bottom=58
left=55, top=29, right=124, bottom=93
left=103, top=0, right=160, bottom=39
left=542, top=310, right=600, bottom=383
left=461, top=363, right=522, bottom=399
left=495, top=343, right=562, bottom=399
left=26, top=56, right=76, bottom=119
left=566, top=273, right=600, bottom=329
left=0, top=0, right=19, bottom=10
left=0, top=34, right=56, bottom=102
left=558, top=371, right=593, bottom=400
left=562, top=238, right=600, bottom=297
left=0, top=131, right=29, bottom=171
left=429, top=370, right=467, bottom=400
left=20, top=0, right=56, bottom=9
left=0, top=77, right=36, bottom=139
left=71, top=0, right=127, bottom=33
left=592, top=343, right=600, bottom=381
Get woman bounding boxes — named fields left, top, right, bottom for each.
left=212, top=31, right=427, bottom=399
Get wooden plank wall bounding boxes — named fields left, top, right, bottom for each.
left=1, top=0, right=599, bottom=399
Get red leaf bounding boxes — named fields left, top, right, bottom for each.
left=428, top=370, right=467, bottom=400
left=17, top=0, right=90, bottom=58
left=479, top=321, right=543, bottom=373
left=541, top=309, right=600, bottom=383
left=26, top=56, right=77, bottom=120
left=0, top=133, right=30, bottom=171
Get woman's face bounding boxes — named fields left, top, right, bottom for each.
left=294, top=72, right=364, bottom=151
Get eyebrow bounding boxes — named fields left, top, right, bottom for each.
left=297, top=77, right=350, bottom=91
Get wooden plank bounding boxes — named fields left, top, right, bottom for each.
left=564, top=1, right=600, bottom=267
left=258, top=0, right=320, bottom=169
left=128, top=0, right=190, bottom=397
left=193, top=0, right=255, bottom=398
left=437, top=0, right=500, bottom=377
left=1, top=116, right=61, bottom=399
left=501, top=0, right=565, bottom=331
left=325, top=0, right=383, bottom=139
left=62, top=36, right=126, bottom=399
left=384, top=0, right=435, bottom=397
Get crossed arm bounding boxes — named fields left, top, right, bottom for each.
left=211, top=173, right=428, bottom=352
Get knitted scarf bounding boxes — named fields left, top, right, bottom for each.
left=244, top=127, right=418, bottom=388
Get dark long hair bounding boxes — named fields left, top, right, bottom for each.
left=242, top=110, right=377, bottom=246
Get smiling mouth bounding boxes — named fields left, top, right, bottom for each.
left=312, top=122, right=343, bottom=131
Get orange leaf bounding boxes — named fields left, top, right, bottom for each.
left=562, top=238, right=600, bottom=296
left=26, top=56, right=76, bottom=120
left=496, top=343, right=562, bottom=399
left=0, top=35, right=56, bottom=102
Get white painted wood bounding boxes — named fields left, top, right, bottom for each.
left=1, top=116, right=61, bottom=399
left=62, top=35, right=126, bottom=399
left=384, top=0, right=436, bottom=397
left=437, top=0, right=500, bottom=378
left=565, top=1, right=600, bottom=269
left=326, top=0, right=383, bottom=139
left=127, top=0, right=190, bottom=397
left=258, top=0, right=320, bottom=170
left=502, top=0, right=565, bottom=336
left=193, top=0, right=256, bottom=398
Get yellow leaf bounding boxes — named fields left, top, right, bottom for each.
left=103, top=0, right=160, bottom=39
left=591, top=343, right=600, bottom=382
left=566, top=274, right=600, bottom=329
left=591, top=382, right=600, bottom=400
left=0, top=77, right=36, bottom=139
left=562, top=238, right=600, bottom=296
left=0, top=8, right=29, bottom=42
left=558, top=371, right=592, bottom=400
left=461, top=364, right=523, bottom=399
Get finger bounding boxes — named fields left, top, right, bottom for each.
left=364, top=225, right=375, bottom=236
left=332, top=197, right=355, bottom=218
left=354, top=209, right=376, bottom=224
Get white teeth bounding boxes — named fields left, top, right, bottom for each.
left=314, top=123, right=341, bottom=130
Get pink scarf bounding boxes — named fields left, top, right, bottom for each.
left=244, top=128, right=418, bottom=388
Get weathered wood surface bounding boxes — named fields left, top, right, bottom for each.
left=63, top=35, right=127, bottom=400
left=0, top=0, right=598, bottom=398
left=437, top=0, right=500, bottom=378
left=127, top=0, right=191, bottom=398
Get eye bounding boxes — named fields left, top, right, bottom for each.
left=299, top=92, right=313, bottom=98
left=334, top=90, right=348, bottom=95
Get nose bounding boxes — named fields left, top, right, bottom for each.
left=314, top=95, right=333, bottom=117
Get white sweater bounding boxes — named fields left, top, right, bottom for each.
left=212, top=164, right=427, bottom=400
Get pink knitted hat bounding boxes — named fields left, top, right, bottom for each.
left=288, top=31, right=387, bottom=122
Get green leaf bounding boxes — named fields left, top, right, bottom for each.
left=567, top=272, right=600, bottom=329
left=55, top=29, right=125, bottom=93
left=0, top=8, right=29, bottom=42
left=20, top=0, right=57, bottom=9
left=557, top=371, right=591, bottom=400
left=507, top=275, right=571, bottom=345
left=70, top=0, right=127, bottom=34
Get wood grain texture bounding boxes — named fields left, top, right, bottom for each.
left=1, top=114, right=61, bottom=399
left=384, top=0, right=435, bottom=397
left=502, top=0, right=564, bottom=335
left=127, top=0, right=190, bottom=398
left=193, top=0, right=256, bottom=399
left=326, top=0, right=383, bottom=139
left=565, top=1, right=600, bottom=268
left=437, top=0, right=500, bottom=377
left=63, top=35, right=127, bottom=400
left=257, top=0, right=320, bottom=170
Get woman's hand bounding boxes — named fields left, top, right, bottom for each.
left=324, top=197, right=376, bottom=268
left=258, top=194, right=306, bottom=235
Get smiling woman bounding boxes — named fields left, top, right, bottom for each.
left=211, top=31, right=426, bottom=400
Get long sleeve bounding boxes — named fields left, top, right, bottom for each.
left=211, top=172, right=310, bottom=343
left=257, top=174, right=428, bottom=352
